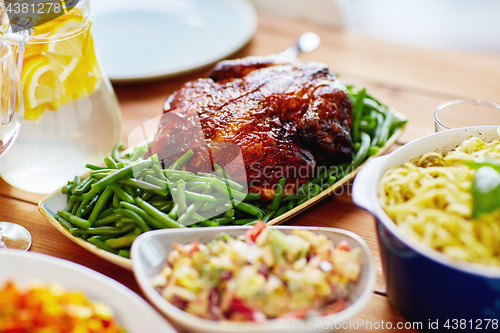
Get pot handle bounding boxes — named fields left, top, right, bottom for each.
left=352, top=155, right=390, bottom=214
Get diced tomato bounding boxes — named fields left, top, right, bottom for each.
left=336, top=240, right=351, bottom=251
left=244, top=220, right=267, bottom=242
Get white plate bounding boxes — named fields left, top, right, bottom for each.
left=91, top=0, right=258, bottom=82
left=131, top=226, right=376, bottom=333
left=0, top=250, right=176, bottom=333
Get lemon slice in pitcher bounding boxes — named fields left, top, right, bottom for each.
left=22, top=57, right=63, bottom=113
left=45, top=18, right=85, bottom=82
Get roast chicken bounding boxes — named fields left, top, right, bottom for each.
left=149, top=55, right=353, bottom=196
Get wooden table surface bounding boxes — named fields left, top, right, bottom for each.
left=2, top=13, right=500, bottom=332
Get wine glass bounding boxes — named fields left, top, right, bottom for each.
left=0, top=36, right=32, bottom=251
left=434, top=99, right=500, bottom=132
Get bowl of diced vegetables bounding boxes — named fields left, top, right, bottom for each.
left=131, top=222, right=375, bottom=332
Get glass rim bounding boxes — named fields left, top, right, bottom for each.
left=434, top=98, right=500, bottom=130
left=2, top=14, right=94, bottom=45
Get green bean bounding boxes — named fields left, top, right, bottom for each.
left=63, top=199, right=76, bottom=213
left=95, top=213, right=122, bottom=226
left=119, top=223, right=137, bottom=234
left=136, top=197, right=183, bottom=228
left=70, top=226, right=124, bottom=236
left=215, top=175, right=244, bottom=192
left=57, top=210, right=91, bottom=230
left=130, top=145, right=147, bottom=162
left=105, top=233, right=139, bottom=249
left=178, top=202, right=203, bottom=225
left=88, top=237, right=119, bottom=254
left=90, top=159, right=152, bottom=194
left=351, top=88, right=366, bottom=143
left=92, top=173, right=111, bottom=180
left=298, top=182, right=313, bottom=196
left=199, top=197, right=228, bottom=212
left=186, top=183, right=210, bottom=192
left=140, top=191, right=154, bottom=201
left=109, top=183, right=135, bottom=204
left=352, top=132, right=371, bottom=168
left=197, top=220, right=220, bottom=227
left=113, top=208, right=151, bottom=233
left=115, top=218, right=136, bottom=228
left=119, top=201, right=167, bottom=229
left=85, top=164, right=106, bottom=170
left=98, top=207, right=114, bottom=219
left=112, top=192, right=120, bottom=208
left=286, top=199, right=297, bottom=210
left=62, top=183, right=74, bottom=195
left=79, top=193, right=100, bottom=217
left=169, top=149, right=194, bottom=169
left=164, top=170, right=198, bottom=181
left=224, top=209, right=235, bottom=218
left=168, top=204, right=178, bottom=220
left=390, top=119, right=408, bottom=133
left=156, top=202, right=173, bottom=212
left=170, top=188, right=217, bottom=202
left=73, top=178, right=96, bottom=196
left=211, top=178, right=246, bottom=202
left=211, top=217, right=234, bottom=225
left=367, top=145, right=380, bottom=157
left=328, top=175, right=337, bottom=187
left=144, top=175, right=168, bottom=189
left=150, top=154, right=162, bottom=169
left=123, top=185, right=137, bottom=199
left=235, top=202, right=263, bottom=219
left=88, top=186, right=114, bottom=224
left=243, top=192, right=261, bottom=201
left=275, top=205, right=289, bottom=217
left=92, top=235, right=115, bottom=241
left=152, top=164, right=167, bottom=181
left=372, top=113, right=385, bottom=145
left=71, top=201, right=81, bottom=215
left=214, top=164, right=236, bottom=181
left=112, top=143, right=126, bottom=164
left=235, top=218, right=257, bottom=225
left=262, top=211, right=275, bottom=223
left=376, top=108, right=394, bottom=146
left=70, top=194, right=86, bottom=202
left=104, top=157, right=119, bottom=169
left=269, top=178, right=286, bottom=211
left=118, top=249, right=131, bottom=258
left=118, top=178, right=169, bottom=197
left=54, top=213, right=74, bottom=231
left=116, top=162, right=124, bottom=168
left=175, top=180, right=188, bottom=214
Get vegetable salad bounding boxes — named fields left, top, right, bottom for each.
left=153, top=222, right=361, bottom=321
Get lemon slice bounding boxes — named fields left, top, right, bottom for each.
left=44, top=18, right=85, bottom=82
left=23, top=57, right=63, bottom=111
left=46, top=18, right=85, bottom=58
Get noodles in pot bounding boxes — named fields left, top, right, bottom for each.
left=378, top=129, right=500, bottom=266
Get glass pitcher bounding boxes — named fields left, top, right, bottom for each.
left=0, top=0, right=121, bottom=194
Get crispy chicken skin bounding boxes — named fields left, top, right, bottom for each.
left=149, top=55, right=353, bottom=194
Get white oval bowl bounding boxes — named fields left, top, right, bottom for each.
left=131, top=226, right=375, bottom=333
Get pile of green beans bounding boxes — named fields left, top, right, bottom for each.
left=55, top=86, right=406, bottom=259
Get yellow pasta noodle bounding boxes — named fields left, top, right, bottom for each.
left=379, top=129, right=500, bottom=266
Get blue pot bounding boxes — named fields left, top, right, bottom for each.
left=353, top=127, right=500, bottom=332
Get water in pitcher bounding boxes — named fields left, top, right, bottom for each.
left=0, top=3, right=121, bottom=193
